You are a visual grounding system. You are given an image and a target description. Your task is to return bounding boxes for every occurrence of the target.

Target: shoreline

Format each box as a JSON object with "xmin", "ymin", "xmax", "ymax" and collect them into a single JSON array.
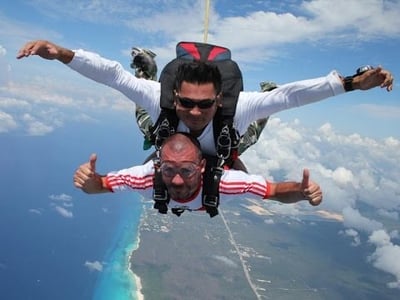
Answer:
[{"xmin": 128, "ymin": 202, "xmax": 148, "ymax": 300}]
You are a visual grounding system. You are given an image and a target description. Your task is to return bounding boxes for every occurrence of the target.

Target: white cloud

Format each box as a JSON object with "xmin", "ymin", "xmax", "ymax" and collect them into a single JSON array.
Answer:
[
  {"xmin": 49, "ymin": 193, "xmax": 72, "ymax": 202},
  {"xmin": 0, "ymin": 111, "xmax": 18, "ymax": 132},
  {"xmin": 0, "ymin": 45, "xmax": 6, "ymax": 56},
  {"xmin": 264, "ymin": 219, "xmax": 274, "ymax": 224},
  {"xmin": 368, "ymin": 230, "xmax": 400, "ymax": 289},
  {"xmin": 212, "ymin": 255, "xmax": 238, "ymax": 268},
  {"xmin": 342, "ymin": 207, "xmax": 383, "ymax": 233},
  {"xmin": 241, "ymin": 116, "xmax": 400, "ymax": 228},
  {"xmin": 50, "ymin": 194, "xmax": 74, "ymax": 217},
  {"xmin": 22, "ymin": 113, "xmax": 55, "ymax": 136},
  {"xmin": 357, "ymin": 104, "xmax": 400, "ymax": 119},
  {"xmin": 54, "ymin": 205, "xmax": 73, "ymax": 218},
  {"xmin": 339, "ymin": 228, "xmax": 361, "ymax": 247},
  {"xmin": 377, "ymin": 209, "xmax": 399, "ymax": 221},
  {"xmin": 84, "ymin": 260, "xmax": 103, "ymax": 272},
  {"xmin": 331, "ymin": 167, "xmax": 354, "ymax": 187},
  {"xmin": 29, "ymin": 208, "xmax": 43, "ymax": 215}
]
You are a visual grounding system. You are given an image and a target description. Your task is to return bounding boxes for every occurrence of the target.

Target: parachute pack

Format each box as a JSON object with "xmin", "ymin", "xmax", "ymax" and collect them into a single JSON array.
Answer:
[{"xmin": 151, "ymin": 41, "xmax": 244, "ymax": 217}]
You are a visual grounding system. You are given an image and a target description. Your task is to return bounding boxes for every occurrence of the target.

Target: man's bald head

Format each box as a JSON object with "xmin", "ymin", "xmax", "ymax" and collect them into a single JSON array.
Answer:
[{"xmin": 160, "ymin": 132, "xmax": 202, "ymax": 162}]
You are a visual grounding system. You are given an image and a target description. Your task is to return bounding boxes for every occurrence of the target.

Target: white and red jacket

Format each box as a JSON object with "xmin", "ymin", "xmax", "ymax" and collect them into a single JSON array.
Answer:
[{"xmin": 104, "ymin": 161, "xmax": 272, "ymax": 212}]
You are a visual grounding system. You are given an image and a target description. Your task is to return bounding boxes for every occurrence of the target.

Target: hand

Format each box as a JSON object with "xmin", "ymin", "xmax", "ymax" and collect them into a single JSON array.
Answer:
[
  {"xmin": 73, "ymin": 153, "xmax": 105, "ymax": 194},
  {"xmin": 301, "ymin": 169, "xmax": 323, "ymax": 206},
  {"xmin": 354, "ymin": 67, "xmax": 394, "ymax": 92},
  {"xmin": 16, "ymin": 40, "xmax": 74, "ymax": 64}
]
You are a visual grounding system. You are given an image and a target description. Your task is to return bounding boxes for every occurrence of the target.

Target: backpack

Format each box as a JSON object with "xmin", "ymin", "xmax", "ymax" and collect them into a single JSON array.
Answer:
[{"xmin": 151, "ymin": 41, "xmax": 244, "ymax": 218}]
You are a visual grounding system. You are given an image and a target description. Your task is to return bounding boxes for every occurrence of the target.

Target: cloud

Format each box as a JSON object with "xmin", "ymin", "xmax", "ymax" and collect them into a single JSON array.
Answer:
[
  {"xmin": 243, "ymin": 117, "xmax": 400, "ymax": 221},
  {"xmin": 0, "ymin": 111, "xmax": 18, "ymax": 132},
  {"xmin": 0, "ymin": 45, "xmax": 6, "ymax": 56},
  {"xmin": 0, "ymin": 75, "xmax": 127, "ymax": 136},
  {"xmin": 22, "ymin": 113, "xmax": 55, "ymax": 136},
  {"xmin": 212, "ymin": 255, "xmax": 238, "ymax": 268},
  {"xmin": 356, "ymin": 104, "xmax": 400, "ymax": 119},
  {"xmin": 54, "ymin": 205, "xmax": 73, "ymax": 218},
  {"xmin": 377, "ymin": 209, "xmax": 399, "ymax": 221},
  {"xmin": 49, "ymin": 193, "xmax": 72, "ymax": 202},
  {"xmin": 368, "ymin": 230, "xmax": 400, "ymax": 289},
  {"xmin": 29, "ymin": 208, "xmax": 43, "ymax": 215},
  {"xmin": 50, "ymin": 194, "xmax": 74, "ymax": 217},
  {"xmin": 342, "ymin": 207, "xmax": 383, "ymax": 233},
  {"xmin": 84, "ymin": 260, "xmax": 104, "ymax": 272},
  {"xmin": 339, "ymin": 228, "xmax": 361, "ymax": 247}
]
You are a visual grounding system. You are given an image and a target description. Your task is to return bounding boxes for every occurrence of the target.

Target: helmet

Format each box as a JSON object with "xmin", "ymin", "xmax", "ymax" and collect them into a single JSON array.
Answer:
[{"xmin": 130, "ymin": 47, "xmax": 158, "ymax": 80}]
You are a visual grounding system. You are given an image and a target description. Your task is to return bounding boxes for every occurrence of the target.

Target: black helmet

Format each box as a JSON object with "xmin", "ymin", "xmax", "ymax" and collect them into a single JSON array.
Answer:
[{"xmin": 130, "ymin": 47, "xmax": 158, "ymax": 80}]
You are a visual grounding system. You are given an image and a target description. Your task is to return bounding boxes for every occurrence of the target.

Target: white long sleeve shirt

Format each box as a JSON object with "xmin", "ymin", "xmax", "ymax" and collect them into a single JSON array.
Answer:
[{"xmin": 68, "ymin": 49, "xmax": 345, "ymax": 154}]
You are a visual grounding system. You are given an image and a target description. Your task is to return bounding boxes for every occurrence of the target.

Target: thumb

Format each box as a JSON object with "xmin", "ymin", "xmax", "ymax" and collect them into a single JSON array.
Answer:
[
  {"xmin": 301, "ymin": 168, "xmax": 310, "ymax": 189},
  {"xmin": 89, "ymin": 153, "xmax": 97, "ymax": 172}
]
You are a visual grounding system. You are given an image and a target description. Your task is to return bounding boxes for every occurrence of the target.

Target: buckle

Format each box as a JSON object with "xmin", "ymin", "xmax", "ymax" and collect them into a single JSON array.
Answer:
[{"xmin": 203, "ymin": 195, "xmax": 218, "ymax": 207}]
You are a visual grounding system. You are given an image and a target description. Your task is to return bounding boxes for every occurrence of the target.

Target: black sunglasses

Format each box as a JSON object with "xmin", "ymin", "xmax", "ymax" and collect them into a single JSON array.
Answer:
[{"xmin": 176, "ymin": 96, "xmax": 216, "ymax": 109}]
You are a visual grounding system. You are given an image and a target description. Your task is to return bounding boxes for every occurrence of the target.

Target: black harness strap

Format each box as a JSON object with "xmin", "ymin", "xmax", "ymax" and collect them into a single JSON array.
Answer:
[
  {"xmin": 152, "ymin": 156, "xmax": 169, "ymax": 214},
  {"xmin": 201, "ymin": 155, "xmax": 223, "ymax": 218}
]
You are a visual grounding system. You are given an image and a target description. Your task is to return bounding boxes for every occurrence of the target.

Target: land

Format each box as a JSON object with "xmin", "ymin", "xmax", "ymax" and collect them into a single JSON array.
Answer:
[{"xmin": 130, "ymin": 198, "xmax": 399, "ymax": 300}]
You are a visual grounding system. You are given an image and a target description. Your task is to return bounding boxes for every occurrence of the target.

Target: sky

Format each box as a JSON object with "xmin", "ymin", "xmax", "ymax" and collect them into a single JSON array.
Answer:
[{"xmin": 1, "ymin": 0, "xmax": 400, "ymax": 290}]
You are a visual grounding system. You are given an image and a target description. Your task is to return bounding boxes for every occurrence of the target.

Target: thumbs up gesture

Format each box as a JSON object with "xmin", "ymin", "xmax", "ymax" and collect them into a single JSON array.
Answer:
[
  {"xmin": 73, "ymin": 154, "xmax": 107, "ymax": 194},
  {"xmin": 301, "ymin": 169, "xmax": 323, "ymax": 206}
]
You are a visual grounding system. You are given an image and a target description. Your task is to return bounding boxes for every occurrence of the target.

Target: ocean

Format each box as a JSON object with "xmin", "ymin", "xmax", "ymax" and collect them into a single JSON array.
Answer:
[
  {"xmin": 92, "ymin": 196, "xmax": 142, "ymax": 300},
  {"xmin": 0, "ymin": 118, "xmax": 146, "ymax": 299},
  {"xmin": 0, "ymin": 161, "xmax": 142, "ymax": 299}
]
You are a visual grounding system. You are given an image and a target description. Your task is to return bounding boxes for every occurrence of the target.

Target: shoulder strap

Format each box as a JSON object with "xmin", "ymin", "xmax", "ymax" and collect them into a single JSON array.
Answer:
[
  {"xmin": 201, "ymin": 154, "xmax": 223, "ymax": 218},
  {"xmin": 152, "ymin": 157, "xmax": 169, "ymax": 214}
]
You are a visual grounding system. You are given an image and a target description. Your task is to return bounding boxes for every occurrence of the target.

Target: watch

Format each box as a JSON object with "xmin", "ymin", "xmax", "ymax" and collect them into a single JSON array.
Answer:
[
  {"xmin": 344, "ymin": 65, "xmax": 374, "ymax": 92},
  {"xmin": 344, "ymin": 76, "xmax": 354, "ymax": 92}
]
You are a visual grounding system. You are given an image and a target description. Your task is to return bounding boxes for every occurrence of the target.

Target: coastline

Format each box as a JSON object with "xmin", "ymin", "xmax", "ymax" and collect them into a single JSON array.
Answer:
[{"xmin": 128, "ymin": 202, "xmax": 148, "ymax": 300}]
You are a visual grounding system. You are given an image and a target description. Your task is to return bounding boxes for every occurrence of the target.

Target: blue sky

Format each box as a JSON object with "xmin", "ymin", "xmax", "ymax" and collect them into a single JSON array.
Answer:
[{"xmin": 1, "ymin": 0, "xmax": 400, "ymax": 288}]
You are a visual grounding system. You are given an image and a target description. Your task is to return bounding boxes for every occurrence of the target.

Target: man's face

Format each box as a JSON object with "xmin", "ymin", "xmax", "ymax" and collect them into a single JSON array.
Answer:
[
  {"xmin": 160, "ymin": 143, "xmax": 205, "ymax": 200},
  {"xmin": 174, "ymin": 81, "xmax": 221, "ymax": 135}
]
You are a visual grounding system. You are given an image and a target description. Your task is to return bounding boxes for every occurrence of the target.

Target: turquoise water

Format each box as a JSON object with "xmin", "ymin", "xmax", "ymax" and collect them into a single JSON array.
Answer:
[{"xmin": 92, "ymin": 197, "xmax": 144, "ymax": 300}]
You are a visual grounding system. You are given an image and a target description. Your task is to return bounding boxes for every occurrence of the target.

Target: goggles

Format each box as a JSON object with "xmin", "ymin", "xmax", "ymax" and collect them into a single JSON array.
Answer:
[
  {"xmin": 159, "ymin": 161, "xmax": 200, "ymax": 179},
  {"xmin": 176, "ymin": 96, "xmax": 216, "ymax": 109}
]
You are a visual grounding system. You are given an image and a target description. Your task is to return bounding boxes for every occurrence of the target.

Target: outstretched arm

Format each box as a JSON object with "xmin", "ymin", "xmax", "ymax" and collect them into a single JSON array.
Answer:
[
  {"xmin": 73, "ymin": 153, "xmax": 110, "ymax": 194},
  {"xmin": 268, "ymin": 169, "xmax": 322, "ymax": 206},
  {"xmin": 16, "ymin": 40, "xmax": 74, "ymax": 64},
  {"xmin": 16, "ymin": 40, "xmax": 161, "ymax": 121}
]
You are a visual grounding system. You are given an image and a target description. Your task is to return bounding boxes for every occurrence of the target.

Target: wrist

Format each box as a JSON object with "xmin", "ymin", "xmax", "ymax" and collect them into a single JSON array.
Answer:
[
  {"xmin": 343, "ymin": 65, "xmax": 374, "ymax": 92},
  {"xmin": 58, "ymin": 47, "xmax": 75, "ymax": 64},
  {"xmin": 343, "ymin": 76, "xmax": 354, "ymax": 92}
]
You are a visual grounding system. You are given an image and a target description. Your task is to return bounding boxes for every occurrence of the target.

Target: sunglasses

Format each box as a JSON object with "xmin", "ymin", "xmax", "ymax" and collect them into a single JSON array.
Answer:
[
  {"xmin": 176, "ymin": 96, "xmax": 216, "ymax": 109},
  {"xmin": 160, "ymin": 161, "xmax": 200, "ymax": 179}
]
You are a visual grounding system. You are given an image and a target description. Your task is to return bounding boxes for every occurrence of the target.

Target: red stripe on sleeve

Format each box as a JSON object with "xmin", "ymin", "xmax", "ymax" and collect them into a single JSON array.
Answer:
[
  {"xmin": 103, "ymin": 177, "xmax": 114, "ymax": 193},
  {"xmin": 263, "ymin": 181, "xmax": 271, "ymax": 199}
]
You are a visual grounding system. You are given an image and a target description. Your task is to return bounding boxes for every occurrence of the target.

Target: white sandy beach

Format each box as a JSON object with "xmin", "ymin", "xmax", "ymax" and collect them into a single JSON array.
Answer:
[{"xmin": 128, "ymin": 202, "xmax": 148, "ymax": 300}]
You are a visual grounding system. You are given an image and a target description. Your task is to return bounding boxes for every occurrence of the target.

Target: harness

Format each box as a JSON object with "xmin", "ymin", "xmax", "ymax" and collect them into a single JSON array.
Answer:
[{"xmin": 151, "ymin": 41, "xmax": 243, "ymax": 218}]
